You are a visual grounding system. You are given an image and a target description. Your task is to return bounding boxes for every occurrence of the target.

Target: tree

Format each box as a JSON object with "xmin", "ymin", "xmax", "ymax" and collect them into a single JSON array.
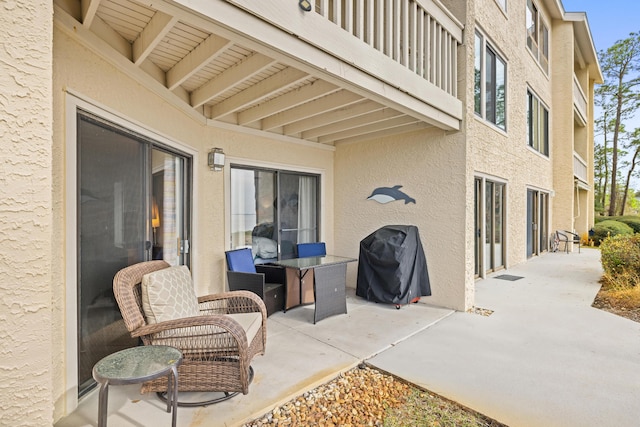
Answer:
[
  {"xmin": 596, "ymin": 33, "xmax": 640, "ymax": 216},
  {"xmin": 594, "ymin": 140, "xmax": 610, "ymax": 214},
  {"xmin": 620, "ymin": 128, "xmax": 640, "ymax": 215},
  {"xmin": 594, "ymin": 92, "xmax": 613, "ymax": 211}
]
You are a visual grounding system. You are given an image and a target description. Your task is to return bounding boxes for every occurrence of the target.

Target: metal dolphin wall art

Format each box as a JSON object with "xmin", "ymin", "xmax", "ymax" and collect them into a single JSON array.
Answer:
[{"xmin": 367, "ymin": 185, "xmax": 416, "ymax": 204}]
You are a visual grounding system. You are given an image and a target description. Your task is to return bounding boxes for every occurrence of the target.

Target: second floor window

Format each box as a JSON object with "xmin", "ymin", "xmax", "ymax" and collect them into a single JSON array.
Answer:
[
  {"xmin": 475, "ymin": 31, "xmax": 507, "ymax": 131},
  {"xmin": 527, "ymin": 90, "xmax": 549, "ymax": 156},
  {"xmin": 526, "ymin": 0, "xmax": 549, "ymax": 73}
]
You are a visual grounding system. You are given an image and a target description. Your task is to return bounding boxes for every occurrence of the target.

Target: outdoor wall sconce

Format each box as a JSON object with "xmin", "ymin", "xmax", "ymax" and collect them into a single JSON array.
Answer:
[
  {"xmin": 299, "ymin": 0, "xmax": 312, "ymax": 12},
  {"xmin": 208, "ymin": 147, "xmax": 225, "ymax": 171}
]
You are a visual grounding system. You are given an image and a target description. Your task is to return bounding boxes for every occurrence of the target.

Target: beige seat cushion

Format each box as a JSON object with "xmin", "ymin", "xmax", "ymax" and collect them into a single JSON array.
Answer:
[
  {"xmin": 142, "ymin": 265, "xmax": 199, "ymax": 324},
  {"xmin": 226, "ymin": 312, "xmax": 262, "ymax": 344}
]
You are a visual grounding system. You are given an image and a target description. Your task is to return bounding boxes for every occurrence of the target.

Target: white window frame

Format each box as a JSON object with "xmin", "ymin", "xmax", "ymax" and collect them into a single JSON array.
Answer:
[
  {"xmin": 526, "ymin": 186, "xmax": 551, "ymax": 258},
  {"xmin": 526, "ymin": 0, "xmax": 549, "ymax": 73},
  {"xmin": 474, "ymin": 173, "xmax": 509, "ymax": 278},
  {"xmin": 474, "ymin": 30, "xmax": 508, "ymax": 131},
  {"xmin": 527, "ymin": 89, "xmax": 550, "ymax": 156},
  {"xmin": 224, "ymin": 157, "xmax": 326, "ymax": 251}
]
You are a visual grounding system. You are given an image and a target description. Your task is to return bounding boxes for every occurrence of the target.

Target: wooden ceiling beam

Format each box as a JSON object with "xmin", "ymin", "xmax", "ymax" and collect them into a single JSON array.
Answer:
[
  {"xmin": 335, "ymin": 122, "xmax": 431, "ymax": 145},
  {"xmin": 133, "ymin": 11, "xmax": 178, "ymax": 65},
  {"xmin": 238, "ymin": 80, "xmax": 339, "ymax": 125},
  {"xmin": 209, "ymin": 67, "xmax": 309, "ymax": 119},
  {"xmin": 167, "ymin": 35, "xmax": 233, "ymax": 90},
  {"xmin": 302, "ymin": 108, "xmax": 403, "ymax": 139},
  {"xmin": 318, "ymin": 115, "xmax": 419, "ymax": 143},
  {"xmin": 284, "ymin": 100, "xmax": 383, "ymax": 135},
  {"xmin": 81, "ymin": 0, "xmax": 101, "ymax": 28},
  {"xmin": 191, "ymin": 53, "xmax": 275, "ymax": 109},
  {"xmin": 262, "ymin": 90, "xmax": 363, "ymax": 130}
]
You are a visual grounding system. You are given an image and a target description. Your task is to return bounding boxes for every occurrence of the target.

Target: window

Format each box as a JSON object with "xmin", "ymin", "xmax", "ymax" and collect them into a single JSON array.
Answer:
[
  {"xmin": 527, "ymin": 90, "xmax": 549, "ymax": 156},
  {"xmin": 230, "ymin": 166, "xmax": 320, "ymax": 261},
  {"xmin": 526, "ymin": 0, "xmax": 549, "ymax": 72},
  {"xmin": 495, "ymin": 0, "xmax": 506, "ymax": 12},
  {"xmin": 475, "ymin": 31, "xmax": 507, "ymax": 130}
]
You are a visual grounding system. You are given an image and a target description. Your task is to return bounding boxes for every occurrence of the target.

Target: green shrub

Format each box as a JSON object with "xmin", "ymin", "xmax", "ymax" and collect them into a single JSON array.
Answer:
[
  {"xmin": 618, "ymin": 217, "xmax": 640, "ymax": 233},
  {"xmin": 600, "ymin": 234, "xmax": 640, "ymax": 287},
  {"xmin": 592, "ymin": 220, "xmax": 634, "ymax": 245}
]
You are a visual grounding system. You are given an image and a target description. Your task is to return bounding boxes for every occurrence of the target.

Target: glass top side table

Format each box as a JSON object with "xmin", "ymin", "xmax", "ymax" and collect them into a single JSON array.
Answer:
[{"xmin": 92, "ymin": 345, "xmax": 183, "ymax": 427}]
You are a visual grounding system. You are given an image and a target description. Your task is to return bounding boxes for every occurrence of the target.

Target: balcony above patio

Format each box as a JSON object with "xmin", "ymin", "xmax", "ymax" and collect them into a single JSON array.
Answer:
[{"xmin": 54, "ymin": 0, "xmax": 463, "ymax": 146}]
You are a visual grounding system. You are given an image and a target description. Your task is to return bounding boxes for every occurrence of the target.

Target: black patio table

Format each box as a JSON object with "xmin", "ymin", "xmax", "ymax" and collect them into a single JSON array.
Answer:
[{"xmin": 273, "ymin": 255, "xmax": 356, "ymax": 323}]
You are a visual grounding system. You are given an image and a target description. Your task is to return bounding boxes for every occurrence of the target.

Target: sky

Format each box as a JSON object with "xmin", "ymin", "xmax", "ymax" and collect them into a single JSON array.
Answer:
[{"xmin": 561, "ymin": 0, "xmax": 639, "ymax": 52}]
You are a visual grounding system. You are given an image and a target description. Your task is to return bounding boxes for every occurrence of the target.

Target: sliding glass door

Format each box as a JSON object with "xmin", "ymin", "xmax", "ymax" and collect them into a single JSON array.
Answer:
[
  {"xmin": 76, "ymin": 111, "xmax": 191, "ymax": 396},
  {"xmin": 526, "ymin": 189, "xmax": 549, "ymax": 258},
  {"xmin": 485, "ymin": 181, "xmax": 505, "ymax": 272},
  {"xmin": 230, "ymin": 166, "xmax": 320, "ymax": 262},
  {"xmin": 474, "ymin": 178, "xmax": 482, "ymax": 277},
  {"xmin": 474, "ymin": 177, "xmax": 506, "ymax": 275},
  {"xmin": 278, "ymin": 172, "xmax": 319, "ymax": 259}
]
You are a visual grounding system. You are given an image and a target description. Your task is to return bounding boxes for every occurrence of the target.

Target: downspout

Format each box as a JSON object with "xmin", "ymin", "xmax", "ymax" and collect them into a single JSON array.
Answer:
[{"xmin": 574, "ymin": 180, "xmax": 580, "ymax": 232}]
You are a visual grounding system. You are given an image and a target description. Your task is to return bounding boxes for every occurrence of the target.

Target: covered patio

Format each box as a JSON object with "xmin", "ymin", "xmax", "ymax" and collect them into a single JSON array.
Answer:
[
  {"xmin": 57, "ymin": 249, "xmax": 640, "ymax": 427},
  {"xmin": 50, "ymin": 0, "xmax": 468, "ymax": 419},
  {"xmin": 55, "ymin": 291, "xmax": 453, "ymax": 427}
]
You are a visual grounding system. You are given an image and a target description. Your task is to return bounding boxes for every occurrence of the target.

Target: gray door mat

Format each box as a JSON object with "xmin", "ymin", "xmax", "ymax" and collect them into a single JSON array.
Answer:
[{"xmin": 495, "ymin": 274, "xmax": 524, "ymax": 281}]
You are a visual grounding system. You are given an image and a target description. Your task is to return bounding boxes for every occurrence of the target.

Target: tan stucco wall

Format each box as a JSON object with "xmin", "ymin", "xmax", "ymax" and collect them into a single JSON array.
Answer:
[
  {"xmin": 334, "ymin": 128, "xmax": 470, "ymax": 311},
  {"xmin": 51, "ymin": 26, "xmax": 334, "ymax": 420},
  {"xmin": 0, "ymin": 1, "xmax": 54, "ymax": 425},
  {"xmin": 333, "ymin": 0, "xmax": 582, "ymax": 311},
  {"xmin": 470, "ymin": 0, "xmax": 556, "ymax": 267},
  {"xmin": 333, "ymin": 0, "xmax": 472, "ymax": 312},
  {"xmin": 551, "ymin": 21, "xmax": 579, "ymax": 234}
]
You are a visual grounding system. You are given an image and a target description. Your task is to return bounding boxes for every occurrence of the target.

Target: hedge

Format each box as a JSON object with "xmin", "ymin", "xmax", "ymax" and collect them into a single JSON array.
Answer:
[
  {"xmin": 600, "ymin": 234, "xmax": 640, "ymax": 287},
  {"xmin": 592, "ymin": 220, "xmax": 634, "ymax": 245}
]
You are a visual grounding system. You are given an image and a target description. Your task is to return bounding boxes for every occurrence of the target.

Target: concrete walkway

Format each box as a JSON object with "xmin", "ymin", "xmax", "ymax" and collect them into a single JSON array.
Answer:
[
  {"xmin": 369, "ymin": 248, "xmax": 640, "ymax": 427},
  {"xmin": 57, "ymin": 248, "xmax": 640, "ymax": 427}
]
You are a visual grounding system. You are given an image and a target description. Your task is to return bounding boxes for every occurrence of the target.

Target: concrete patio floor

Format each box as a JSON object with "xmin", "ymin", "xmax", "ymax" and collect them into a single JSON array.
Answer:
[
  {"xmin": 370, "ymin": 248, "xmax": 640, "ymax": 427},
  {"xmin": 56, "ymin": 285, "xmax": 454, "ymax": 427},
  {"xmin": 57, "ymin": 248, "xmax": 640, "ymax": 427}
]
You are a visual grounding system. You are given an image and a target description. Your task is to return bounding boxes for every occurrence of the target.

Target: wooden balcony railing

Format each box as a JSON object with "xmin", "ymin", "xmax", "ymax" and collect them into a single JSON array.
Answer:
[
  {"xmin": 315, "ymin": 0, "xmax": 462, "ymax": 98},
  {"xmin": 573, "ymin": 74, "xmax": 587, "ymax": 124},
  {"xmin": 574, "ymin": 151, "xmax": 588, "ymax": 184}
]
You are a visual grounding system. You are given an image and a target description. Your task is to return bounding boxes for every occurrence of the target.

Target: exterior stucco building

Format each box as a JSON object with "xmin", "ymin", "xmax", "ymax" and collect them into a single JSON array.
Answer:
[{"xmin": 1, "ymin": 0, "xmax": 601, "ymax": 424}]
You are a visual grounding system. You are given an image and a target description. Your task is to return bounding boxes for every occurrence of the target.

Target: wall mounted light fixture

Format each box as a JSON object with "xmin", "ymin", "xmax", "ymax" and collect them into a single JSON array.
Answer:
[
  {"xmin": 299, "ymin": 0, "xmax": 312, "ymax": 12},
  {"xmin": 208, "ymin": 147, "xmax": 225, "ymax": 171}
]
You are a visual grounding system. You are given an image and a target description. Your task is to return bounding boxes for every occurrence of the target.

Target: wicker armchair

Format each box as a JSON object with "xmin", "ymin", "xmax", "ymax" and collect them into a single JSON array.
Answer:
[{"xmin": 112, "ymin": 260, "xmax": 267, "ymax": 404}]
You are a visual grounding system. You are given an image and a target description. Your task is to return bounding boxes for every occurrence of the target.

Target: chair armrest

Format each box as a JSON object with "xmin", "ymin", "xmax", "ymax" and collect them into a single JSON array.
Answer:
[
  {"xmin": 198, "ymin": 290, "xmax": 267, "ymax": 318},
  {"xmin": 227, "ymin": 271, "xmax": 265, "ymax": 298},
  {"xmin": 564, "ymin": 230, "xmax": 580, "ymax": 241},
  {"xmin": 131, "ymin": 314, "xmax": 250, "ymax": 353},
  {"xmin": 256, "ymin": 264, "xmax": 286, "ymax": 284},
  {"xmin": 198, "ymin": 290, "xmax": 267, "ymax": 350}
]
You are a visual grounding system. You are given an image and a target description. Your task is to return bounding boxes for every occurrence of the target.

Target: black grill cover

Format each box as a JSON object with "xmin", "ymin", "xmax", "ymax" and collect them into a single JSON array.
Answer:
[{"xmin": 356, "ymin": 225, "xmax": 431, "ymax": 304}]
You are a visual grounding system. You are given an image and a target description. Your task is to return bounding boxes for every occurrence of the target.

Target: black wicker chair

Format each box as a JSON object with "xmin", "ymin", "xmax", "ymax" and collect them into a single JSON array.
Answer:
[{"xmin": 225, "ymin": 248, "xmax": 285, "ymax": 316}]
